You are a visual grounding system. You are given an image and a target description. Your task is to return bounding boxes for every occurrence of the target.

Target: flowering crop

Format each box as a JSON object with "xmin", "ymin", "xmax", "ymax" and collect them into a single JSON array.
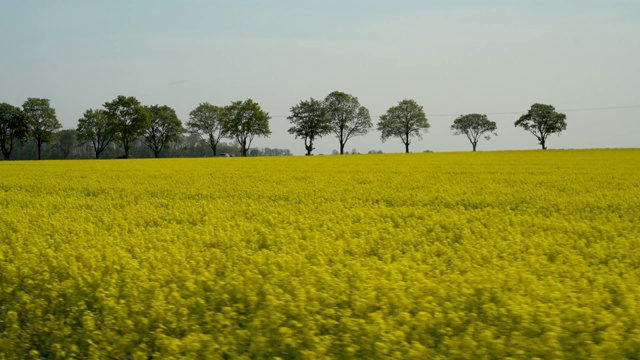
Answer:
[{"xmin": 1, "ymin": 149, "xmax": 639, "ymax": 359}]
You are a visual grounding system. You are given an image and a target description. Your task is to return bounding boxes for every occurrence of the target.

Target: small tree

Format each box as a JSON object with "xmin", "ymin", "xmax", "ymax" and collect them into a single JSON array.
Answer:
[
  {"xmin": 287, "ymin": 98, "xmax": 332, "ymax": 155},
  {"xmin": 324, "ymin": 91, "xmax": 372, "ymax": 154},
  {"xmin": 77, "ymin": 109, "xmax": 115, "ymax": 159},
  {"xmin": 22, "ymin": 98, "xmax": 61, "ymax": 160},
  {"xmin": 143, "ymin": 105, "xmax": 184, "ymax": 158},
  {"xmin": 451, "ymin": 113, "xmax": 497, "ymax": 151},
  {"xmin": 377, "ymin": 99, "xmax": 429, "ymax": 153},
  {"xmin": 187, "ymin": 103, "xmax": 227, "ymax": 156},
  {"xmin": 224, "ymin": 99, "xmax": 271, "ymax": 157},
  {"xmin": 515, "ymin": 103, "xmax": 567, "ymax": 150},
  {"xmin": 104, "ymin": 95, "xmax": 150, "ymax": 157},
  {"xmin": 54, "ymin": 129, "xmax": 77, "ymax": 159},
  {"xmin": 0, "ymin": 103, "xmax": 29, "ymax": 160}
]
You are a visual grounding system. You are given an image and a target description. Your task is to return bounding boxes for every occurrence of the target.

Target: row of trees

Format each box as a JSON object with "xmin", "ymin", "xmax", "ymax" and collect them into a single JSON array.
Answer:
[
  {"xmin": 288, "ymin": 92, "xmax": 567, "ymax": 154},
  {"xmin": 3, "ymin": 133, "xmax": 291, "ymax": 161},
  {"xmin": 0, "ymin": 92, "xmax": 568, "ymax": 160},
  {"xmin": 0, "ymin": 96, "xmax": 273, "ymax": 160}
]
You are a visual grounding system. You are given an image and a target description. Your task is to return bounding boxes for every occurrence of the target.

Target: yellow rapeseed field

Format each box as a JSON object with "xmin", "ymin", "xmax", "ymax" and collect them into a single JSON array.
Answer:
[{"xmin": 1, "ymin": 149, "xmax": 639, "ymax": 359}]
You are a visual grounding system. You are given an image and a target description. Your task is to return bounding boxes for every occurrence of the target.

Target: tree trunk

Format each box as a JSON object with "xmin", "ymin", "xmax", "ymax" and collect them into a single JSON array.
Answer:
[
  {"xmin": 305, "ymin": 138, "xmax": 313, "ymax": 156},
  {"xmin": 405, "ymin": 142, "xmax": 409, "ymax": 153},
  {"xmin": 541, "ymin": 138, "xmax": 547, "ymax": 150},
  {"xmin": 212, "ymin": 143, "xmax": 217, "ymax": 156},
  {"xmin": 2, "ymin": 144, "xmax": 11, "ymax": 160},
  {"xmin": 37, "ymin": 143, "xmax": 42, "ymax": 160},
  {"xmin": 95, "ymin": 152, "xmax": 100, "ymax": 159},
  {"xmin": 339, "ymin": 142, "xmax": 345, "ymax": 155},
  {"xmin": 472, "ymin": 143, "xmax": 477, "ymax": 151},
  {"xmin": 154, "ymin": 150, "xmax": 160, "ymax": 158}
]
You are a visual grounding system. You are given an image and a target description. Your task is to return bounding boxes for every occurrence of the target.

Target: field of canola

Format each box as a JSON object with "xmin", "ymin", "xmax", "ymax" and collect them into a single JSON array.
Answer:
[{"xmin": 1, "ymin": 149, "xmax": 640, "ymax": 359}]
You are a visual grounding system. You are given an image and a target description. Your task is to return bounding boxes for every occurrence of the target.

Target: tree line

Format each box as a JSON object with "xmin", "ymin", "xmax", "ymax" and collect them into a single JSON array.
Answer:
[
  {"xmin": 2, "ymin": 132, "xmax": 292, "ymax": 161},
  {"xmin": 0, "ymin": 92, "xmax": 568, "ymax": 160}
]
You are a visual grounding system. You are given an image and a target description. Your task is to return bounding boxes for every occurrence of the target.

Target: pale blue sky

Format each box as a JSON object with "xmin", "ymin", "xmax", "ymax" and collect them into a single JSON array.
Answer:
[{"xmin": 1, "ymin": 0, "xmax": 639, "ymax": 154}]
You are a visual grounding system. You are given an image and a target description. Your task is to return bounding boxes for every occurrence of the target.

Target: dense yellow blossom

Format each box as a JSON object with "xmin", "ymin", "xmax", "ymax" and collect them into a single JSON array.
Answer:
[{"xmin": 1, "ymin": 149, "xmax": 639, "ymax": 359}]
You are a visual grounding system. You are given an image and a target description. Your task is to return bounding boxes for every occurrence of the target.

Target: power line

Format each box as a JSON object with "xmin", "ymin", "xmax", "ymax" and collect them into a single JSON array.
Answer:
[
  {"xmin": 269, "ymin": 104, "xmax": 640, "ymax": 119},
  {"xmin": 560, "ymin": 105, "xmax": 640, "ymax": 112},
  {"xmin": 429, "ymin": 105, "xmax": 640, "ymax": 118}
]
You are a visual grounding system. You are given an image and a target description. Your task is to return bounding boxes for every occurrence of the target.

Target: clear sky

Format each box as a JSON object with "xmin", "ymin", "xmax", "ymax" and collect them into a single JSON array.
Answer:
[{"xmin": 1, "ymin": 0, "xmax": 638, "ymax": 155}]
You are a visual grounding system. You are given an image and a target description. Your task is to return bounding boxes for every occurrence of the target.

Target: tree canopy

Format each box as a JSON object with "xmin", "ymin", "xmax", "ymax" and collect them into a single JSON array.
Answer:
[
  {"xmin": 0, "ymin": 103, "xmax": 29, "ymax": 160},
  {"xmin": 2, "ymin": 94, "xmax": 584, "ymax": 159},
  {"xmin": 76, "ymin": 109, "xmax": 115, "ymax": 159},
  {"xmin": 104, "ymin": 95, "xmax": 150, "ymax": 157},
  {"xmin": 22, "ymin": 98, "xmax": 61, "ymax": 160},
  {"xmin": 451, "ymin": 113, "xmax": 497, "ymax": 151},
  {"xmin": 224, "ymin": 99, "xmax": 271, "ymax": 157},
  {"xmin": 515, "ymin": 103, "xmax": 567, "ymax": 150},
  {"xmin": 287, "ymin": 98, "xmax": 332, "ymax": 156},
  {"xmin": 377, "ymin": 99, "xmax": 429, "ymax": 153},
  {"xmin": 143, "ymin": 105, "xmax": 184, "ymax": 158},
  {"xmin": 324, "ymin": 91, "xmax": 372, "ymax": 155},
  {"xmin": 187, "ymin": 103, "xmax": 228, "ymax": 156}
]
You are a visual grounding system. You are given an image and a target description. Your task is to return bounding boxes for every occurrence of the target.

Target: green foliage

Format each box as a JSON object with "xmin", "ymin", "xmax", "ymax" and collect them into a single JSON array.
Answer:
[
  {"xmin": 515, "ymin": 103, "xmax": 567, "ymax": 150},
  {"xmin": 143, "ymin": 105, "xmax": 184, "ymax": 158},
  {"xmin": 451, "ymin": 113, "xmax": 497, "ymax": 151},
  {"xmin": 0, "ymin": 102, "xmax": 29, "ymax": 160},
  {"xmin": 103, "ymin": 95, "xmax": 151, "ymax": 157},
  {"xmin": 377, "ymin": 99, "xmax": 429, "ymax": 153},
  {"xmin": 223, "ymin": 99, "xmax": 271, "ymax": 157},
  {"xmin": 287, "ymin": 98, "xmax": 332, "ymax": 155},
  {"xmin": 76, "ymin": 109, "xmax": 114, "ymax": 159},
  {"xmin": 187, "ymin": 103, "xmax": 228, "ymax": 156},
  {"xmin": 324, "ymin": 91, "xmax": 372, "ymax": 154},
  {"xmin": 22, "ymin": 98, "xmax": 61, "ymax": 160}
]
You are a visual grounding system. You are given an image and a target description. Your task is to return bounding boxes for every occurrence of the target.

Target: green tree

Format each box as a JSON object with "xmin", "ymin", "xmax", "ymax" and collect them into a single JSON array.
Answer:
[
  {"xmin": 187, "ymin": 103, "xmax": 228, "ymax": 156},
  {"xmin": 22, "ymin": 98, "xmax": 61, "ymax": 160},
  {"xmin": 103, "ymin": 95, "xmax": 150, "ymax": 157},
  {"xmin": 224, "ymin": 99, "xmax": 271, "ymax": 157},
  {"xmin": 54, "ymin": 129, "xmax": 77, "ymax": 159},
  {"xmin": 287, "ymin": 98, "xmax": 332, "ymax": 155},
  {"xmin": 0, "ymin": 103, "xmax": 29, "ymax": 160},
  {"xmin": 515, "ymin": 103, "xmax": 567, "ymax": 150},
  {"xmin": 377, "ymin": 99, "xmax": 429, "ymax": 153},
  {"xmin": 143, "ymin": 105, "xmax": 184, "ymax": 158},
  {"xmin": 451, "ymin": 113, "xmax": 497, "ymax": 151},
  {"xmin": 324, "ymin": 91, "xmax": 372, "ymax": 154},
  {"xmin": 76, "ymin": 109, "xmax": 115, "ymax": 159}
]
